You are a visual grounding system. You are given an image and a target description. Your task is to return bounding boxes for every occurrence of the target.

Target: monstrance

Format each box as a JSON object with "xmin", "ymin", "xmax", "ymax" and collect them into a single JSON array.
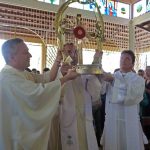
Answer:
[{"xmin": 55, "ymin": 0, "xmax": 104, "ymax": 74}]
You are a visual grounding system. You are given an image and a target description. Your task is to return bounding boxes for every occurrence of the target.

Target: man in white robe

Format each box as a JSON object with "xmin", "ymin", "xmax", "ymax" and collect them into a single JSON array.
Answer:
[
  {"xmin": 51, "ymin": 43, "xmax": 102, "ymax": 150},
  {"xmin": 0, "ymin": 38, "xmax": 78, "ymax": 150},
  {"xmin": 101, "ymin": 50, "xmax": 148, "ymax": 150},
  {"xmin": 59, "ymin": 74, "xmax": 101, "ymax": 150}
]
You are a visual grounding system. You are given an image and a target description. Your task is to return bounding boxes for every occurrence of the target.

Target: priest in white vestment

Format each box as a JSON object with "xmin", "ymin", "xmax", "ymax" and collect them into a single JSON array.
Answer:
[
  {"xmin": 0, "ymin": 38, "xmax": 78, "ymax": 150},
  {"xmin": 59, "ymin": 74, "xmax": 102, "ymax": 150},
  {"xmin": 101, "ymin": 50, "xmax": 148, "ymax": 150},
  {"xmin": 50, "ymin": 43, "xmax": 102, "ymax": 150}
]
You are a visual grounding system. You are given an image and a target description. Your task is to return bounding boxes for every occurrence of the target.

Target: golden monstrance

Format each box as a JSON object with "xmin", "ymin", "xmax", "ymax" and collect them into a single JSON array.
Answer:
[{"xmin": 55, "ymin": 0, "xmax": 104, "ymax": 74}]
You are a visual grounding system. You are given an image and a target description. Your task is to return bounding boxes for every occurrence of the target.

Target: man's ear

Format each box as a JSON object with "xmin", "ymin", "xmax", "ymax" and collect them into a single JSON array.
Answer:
[{"xmin": 9, "ymin": 53, "xmax": 16, "ymax": 62}]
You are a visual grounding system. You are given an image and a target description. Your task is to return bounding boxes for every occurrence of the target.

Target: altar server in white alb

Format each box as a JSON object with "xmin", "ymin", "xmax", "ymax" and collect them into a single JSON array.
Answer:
[
  {"xmin": 0, "ymin": 38, "xmax": 78, "ymax": 150},
  {"xmin": 101, "ymin": 50, "xmax": 148, "ymax": 150}
]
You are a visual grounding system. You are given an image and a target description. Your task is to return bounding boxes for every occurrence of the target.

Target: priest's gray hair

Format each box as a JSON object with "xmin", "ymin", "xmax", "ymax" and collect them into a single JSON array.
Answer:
[{"xmin": 1, "ymin": 38, "xmax": 24, "ymax": 64}]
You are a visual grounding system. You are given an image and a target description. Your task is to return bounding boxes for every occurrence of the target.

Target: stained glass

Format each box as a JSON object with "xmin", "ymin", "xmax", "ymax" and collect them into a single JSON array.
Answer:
[
  {"xmin": 117, "ymin": 2, "xmax": 130, "ymax": 19},
  {"xmin": 133, "ymin": 0, "xmax": 146, "ymax": 18},
  {"xmin": 37, "ymin": 0, "xmax": 59, "ymax": 5},
  {"xmin": 105, "ymin": 0, "xmax": 117, "ymax": 16},
  {"xmin": 147, "ymin": 0, "xmax": 150, "ymax": 12},
  {"xmin": 67, "ymin": 0, "xmax": 129, "ymax": 19}
]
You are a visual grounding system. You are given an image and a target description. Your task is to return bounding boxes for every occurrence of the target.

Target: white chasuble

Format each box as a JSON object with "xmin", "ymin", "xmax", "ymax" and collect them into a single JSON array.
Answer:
[
  {"xmin": 60, "ymin": 75, "xmax": 101, "ymax": 150},
  {"xmin": 0, "ymin": 65, "xmax": 61, "ymax": 150},
  {"xmin": 101, "ymin": 71, "xmax": 148, "ymax": 150}
]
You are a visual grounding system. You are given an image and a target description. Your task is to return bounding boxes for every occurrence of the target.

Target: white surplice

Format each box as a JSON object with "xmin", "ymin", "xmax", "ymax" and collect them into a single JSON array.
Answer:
[
  {"xmin": 60, "ymin": 75, "xmax": 101, "ymax": 150},
  {"xmin": 0, "ymin": 65, "xmax": 61, "ymax": 150},
  {"xmin": 101, "ymin": 71, "xmax": 148, "ymax": 150}
]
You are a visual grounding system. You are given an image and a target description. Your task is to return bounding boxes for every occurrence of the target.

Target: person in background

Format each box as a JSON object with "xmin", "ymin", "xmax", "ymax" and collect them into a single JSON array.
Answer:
[
  {"xmin": 25, "ymin": 67, "xmax": 32, "ymax": 72},
  {"xmin": 145, "ymin": 66, "xmax": 150, "ymax": 116},
  {"xmin": 43, "ymin": 67, "xmax": 50, "ymax": 72},
  {"xmin": 101, "ymin": 50, "xmax": 148, "ymax": 150},
  {"xmin": 0, "ymin": 38, "xmax": 78, "ymax": 150},
  {"xmin": 37, "ymin": 70, "xmax": 40, "ymax": 74},
  {"xmin": 32, "ymin": 68, "xmax": 37, "ymax": 74},
  {"xmin": 138, "ymin": 69, "xmax": 145, "ymax": 78},
  {"xmin": 142, "ymin": 66, "xmax": 150, "ymax": 140},
  {"xmin": 138, "ymin": 68, "xmax": 148, "ymax": 118}
]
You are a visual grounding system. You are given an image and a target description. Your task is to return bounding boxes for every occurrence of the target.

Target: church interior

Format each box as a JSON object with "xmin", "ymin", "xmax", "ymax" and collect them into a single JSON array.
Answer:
[
  {"xmin": 0, "ymin": 0, "xmax": 149, "ymax": 71},
  {"xmin": 0, "ymin": 0, "xmax": 150, "ymax": 148}
]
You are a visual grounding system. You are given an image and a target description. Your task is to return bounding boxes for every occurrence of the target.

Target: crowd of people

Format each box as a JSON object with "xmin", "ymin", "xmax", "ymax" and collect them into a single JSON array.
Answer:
[
  {"xmin": 137, "ymin": 67, "xmax": 150, "ymax": 142},
  {"xmin": 0, "ymin": 38, "xmax": 150, "ymax": 150}
]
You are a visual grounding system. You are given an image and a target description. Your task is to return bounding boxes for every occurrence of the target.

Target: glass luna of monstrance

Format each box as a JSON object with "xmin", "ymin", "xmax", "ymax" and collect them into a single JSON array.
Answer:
[{"xmin": 55, "ymin": 0, "xmax": 104, "ymax": 74}]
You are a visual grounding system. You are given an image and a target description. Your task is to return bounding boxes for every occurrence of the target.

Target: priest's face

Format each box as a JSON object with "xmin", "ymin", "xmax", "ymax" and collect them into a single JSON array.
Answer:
[
  {"xmin": 12, "ymin": 42, "xmax": 32, "ymax": 70},
  {"xmin": 120, "ymin": 53, "xmax": 134, "ymax": 73},
  {"xmin": 63, "ymin": 43, "xmax": 78, "ymax": 66}
]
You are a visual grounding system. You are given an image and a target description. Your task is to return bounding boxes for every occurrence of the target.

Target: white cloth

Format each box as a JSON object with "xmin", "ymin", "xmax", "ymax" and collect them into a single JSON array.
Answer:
[
  {"xmin": 101, "ymin": 71, "xmax": 147, "ymax": 150},
  {"xmin": 0, "ymin": 65, "xmax": 61, "ymax": 150},
  {"xmin": 60, "ymin": 75, "xmax": 101, "ymax": 150}
]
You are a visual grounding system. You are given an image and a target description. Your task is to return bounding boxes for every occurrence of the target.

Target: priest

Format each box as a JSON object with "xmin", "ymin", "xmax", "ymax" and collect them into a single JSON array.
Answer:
[
  {"xmin": 58, "ymin": 43, "xmax": 102, "ymax": 150},
  {"xmin": 0, "ymin": 38, "xmax": 78, "ymax": 150}
]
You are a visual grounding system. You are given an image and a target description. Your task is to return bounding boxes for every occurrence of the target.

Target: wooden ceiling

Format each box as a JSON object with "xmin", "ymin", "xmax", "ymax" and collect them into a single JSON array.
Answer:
[{"xmin": 136, "ymin": 21, "xmax": 150, "ymax": 32}]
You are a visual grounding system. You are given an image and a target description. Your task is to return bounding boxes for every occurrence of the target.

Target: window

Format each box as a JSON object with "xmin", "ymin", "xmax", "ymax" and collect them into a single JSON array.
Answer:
[
  {"xmin": 146, "ymin": 0, "xmax": 150, "ymax": 12},
  {"xmin": 139, "ymin": 52, "xmax": 150, "ymax": 69},
  {"xmin": 83, "ymin": 0, "xmax": 102, "ymax": 12},
  {"xmin": 46, "ymin": 45, "xmax": 57, "ymax": 69},
  {"xmin": 105, "ymin": 0, "xmax": 117, "ymax": 17},
  {"xmin": 37, "ymin": 0, "xmax": 59, "ymax": 5},
  {"xmin": 26, "ymin": 42, "xmax": 42, "ymax": 72},
  {"xmin": 133, "ymin": 0, "xmax": 146, "ymax": 18},
  {"xmin": 83, "ymin": 49, "xmax": 121, "ymax": 73},
  {"xmin": 0, "ymin": 40, "xmax": 5, "ymax": 71},
  {"xmin": 117, "ymin": 2, "xmax": 130, "ymax": 19},
  {"xmin": 69, "ymin": 2, "xmax": 84, "ymax": 9},
  {"xmin": 67, "ymin": 0, "xmax": 130, "ymax": 19}
]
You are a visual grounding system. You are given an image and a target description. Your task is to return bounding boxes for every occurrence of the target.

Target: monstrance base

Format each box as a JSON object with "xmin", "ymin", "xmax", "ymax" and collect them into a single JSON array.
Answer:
[{"xmin": 76, "ymin": 64, "xmax": 103, "ymax": 74}]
